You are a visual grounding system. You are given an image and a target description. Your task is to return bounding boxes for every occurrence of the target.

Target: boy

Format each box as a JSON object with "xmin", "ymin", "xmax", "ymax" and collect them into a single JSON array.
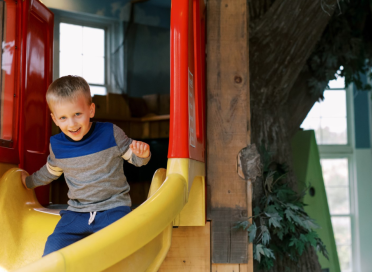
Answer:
[{"xmin": 21, "ymin": 75, "xmax": 150, "ymax": 256}]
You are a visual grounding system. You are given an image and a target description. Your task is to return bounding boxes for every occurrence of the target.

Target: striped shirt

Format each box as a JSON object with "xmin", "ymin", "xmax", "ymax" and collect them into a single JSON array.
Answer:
[{"xmin": 25, "ymin": 122, "xmax": 150, "ymax": 212}]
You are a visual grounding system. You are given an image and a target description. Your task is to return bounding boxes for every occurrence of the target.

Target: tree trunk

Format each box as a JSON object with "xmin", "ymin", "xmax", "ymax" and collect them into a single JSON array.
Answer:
[{"xmin": 249, "ymin": 0, "xmax": 338, "ymax": 271}]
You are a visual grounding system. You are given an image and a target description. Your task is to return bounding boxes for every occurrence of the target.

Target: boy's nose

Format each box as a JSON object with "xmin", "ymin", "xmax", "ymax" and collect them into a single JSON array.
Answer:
[{"xmin": 67, "ymin": 118, "xmax": 78, "ymax": 128}]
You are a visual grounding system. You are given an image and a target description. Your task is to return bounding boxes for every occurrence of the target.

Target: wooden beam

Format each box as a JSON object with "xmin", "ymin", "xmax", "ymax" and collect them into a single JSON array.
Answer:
[
  {"xmin": 159, "ymin": 223, "xmax": 210, "ymax": 272},
  {"xmin": 207, "ymin": 0, "xmax": 250, "ymax": 264},
  {"xmin": 212, "ymin": 263, "xmax": 250, "ymax": 272}
]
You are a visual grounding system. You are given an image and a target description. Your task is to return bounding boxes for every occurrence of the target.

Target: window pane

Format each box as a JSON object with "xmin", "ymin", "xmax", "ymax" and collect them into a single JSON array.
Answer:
[
  {"xmin": 331, "ymin": 217, "xmax": 351, "ymax": 245},
  {"xmin": 306, "ymin": 102, "xmax": 321, "ymax": 118},
  {"xmin": 336, "ymin": 245, "xmax": 352, "ymax": 271},
  {"xmin": 90, "ymin": 86, "xmax": 106, "ymax": 96},
  {"xmin": 301, "ymin": 89, "xmax": 348, "ymax": 145},
  {"xmin": 60, "ymin": 23, "xmax": 83, "ymax": 54},
  {"xmin": 321, "ymin": 159, "xmax": 348, "ymax": 187},
  {"xmin": 328, "ymin": 76, "xmax": 345, "ymax": 89},
  {"xmin": 83, "ymin": 27, "xmax": 104, "ymax": 57},
  {"xmin": 320, "ymin": 117, "xmax": 347, "ymax": 144},
  {"xmin": 325, "ymin": 188, "xmax": 350, "ymax": 214},
  {"xmin": 83, "ymin": 56, "xmax": 104, "ymax": 84},
  {"xmin": 59, "ymin": 23, "xmax": 105, "ymax": 86},
  {"xmin": 301, "ymin": 117, "xmax": 321, "ymax": 143},
  {"xmin": 321, "ymin": 90, "xmax": 346, "ymax": 118},
  {"xmin": 0, "ymin": 0, "xmax": 16, "ymax": 141},
  {"xmin": 60, "ymin": 52, "xmax": 83, "ymax": 77}
]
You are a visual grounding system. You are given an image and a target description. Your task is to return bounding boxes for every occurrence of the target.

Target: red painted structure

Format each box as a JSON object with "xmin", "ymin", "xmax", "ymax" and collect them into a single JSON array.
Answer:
[
  {"xmin": 1, "ymin": 0, "xmax": 206, "ymax": 206},
  {"xmin": 0, "ymin": 0, "xmax": 53, "ymax": 206},
  {"xmin": 169, "ymin": 0, "xmax": 206, "ymax": 162}
]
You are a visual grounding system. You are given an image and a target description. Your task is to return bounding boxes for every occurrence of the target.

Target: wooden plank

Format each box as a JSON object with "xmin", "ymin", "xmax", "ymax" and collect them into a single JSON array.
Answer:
[
  {"xmin": 207, "ymin": 0, "xmax": 250, "ymax": 264},
  {"xmin": 212, "ymin": 264, "xmax": 240, "ymax": 272},
  {"xmin": 212, "ymin": 264, "xmax": 249, "ymax": 272},
  {"xmin": 212, "ymin": 264, "xmax": 250, "ymax": 272},
  {"xmin": 159, "ymin": 222, "xmax": 210, "ymax": 272}
]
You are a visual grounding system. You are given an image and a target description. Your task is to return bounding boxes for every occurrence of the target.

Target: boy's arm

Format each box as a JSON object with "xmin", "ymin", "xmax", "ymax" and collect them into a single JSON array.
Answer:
[
  {"xmin": 113, "ymin": 124, "xmax": 151, "ymax": 167},
  {"xmin": 22, "ymin": 145, "xmax": 63, "ymax": 189}
]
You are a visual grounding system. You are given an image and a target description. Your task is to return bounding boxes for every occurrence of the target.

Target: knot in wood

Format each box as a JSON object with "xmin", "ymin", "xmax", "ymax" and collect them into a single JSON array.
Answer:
[{"xmin": 234, "ymin": 76, "xmax": 242, "ymax": 84}]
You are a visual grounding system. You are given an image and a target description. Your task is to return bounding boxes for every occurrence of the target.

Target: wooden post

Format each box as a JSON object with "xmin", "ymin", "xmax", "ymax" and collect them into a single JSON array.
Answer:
[{"xmin": 207, "ymin": 0, "xmax": 250, "ymax": 266}]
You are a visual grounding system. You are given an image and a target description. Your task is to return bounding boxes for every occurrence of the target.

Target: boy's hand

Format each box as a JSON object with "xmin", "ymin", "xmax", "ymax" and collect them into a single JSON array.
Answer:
[
  {"xmin": 130, "ymin": 140, "xmax": 150, "ymax": 158},
  {"xmin": 21, "ymin": 171, "xmax": 30, "ymax": 190}
]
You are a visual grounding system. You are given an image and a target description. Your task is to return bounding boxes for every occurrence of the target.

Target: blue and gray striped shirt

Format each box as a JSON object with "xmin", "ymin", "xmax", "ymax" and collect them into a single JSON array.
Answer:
[{"xmin": 25, "ymin": 122, "xmax": 150, "ymax": 212}]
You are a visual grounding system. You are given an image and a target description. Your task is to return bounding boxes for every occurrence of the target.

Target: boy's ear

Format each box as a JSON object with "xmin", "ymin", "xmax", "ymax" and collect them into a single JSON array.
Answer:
[
  {"xmin": 50, "ymin": 113, "xmax": 59, "ymax": 127},
  {"xmin": 89, "ymin": 103, "xmax": 96, "ymax": 118}
]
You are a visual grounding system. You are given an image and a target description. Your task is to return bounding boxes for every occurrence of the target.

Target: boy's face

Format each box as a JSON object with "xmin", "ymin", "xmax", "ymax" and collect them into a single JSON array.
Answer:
[{"xmin": 50, "ymin": 93, "xmax": 95, "ymax": 141}]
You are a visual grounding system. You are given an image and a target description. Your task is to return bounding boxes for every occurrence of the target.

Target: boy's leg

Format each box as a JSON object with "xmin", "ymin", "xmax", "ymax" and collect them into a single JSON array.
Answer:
[
  {"xmin": 92, "ymin": 206, "xmax": 131, "ymax": 232},
  {"xmin": 43, "ymin": 210, "xmax": 90, "ymax": 256}
]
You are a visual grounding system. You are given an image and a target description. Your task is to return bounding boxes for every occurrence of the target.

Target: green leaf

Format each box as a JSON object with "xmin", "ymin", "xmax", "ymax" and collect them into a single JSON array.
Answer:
[
  {"xmin": 287, "ymin": 203, "xmax": 300, "ymax": 210},
  {"xmin": 284, "ymin": 208, "xmax": 296, "ymax": 223},
  {"xmin": 265, "ymin": 205, "xmax": 277, "ymax": 214},
  {"xmin": 299, "ymin": 234, "xmax": 308, "ymax": 243},
  {"xmin": 261, "ymin": 226, "xmax": 270, "ymax": 245},
  {"xmin": 297, "ymin": 240, "xmax": 305, "ymax": 255},
  {"xmin": 289, "ymin": 237, "xmax": 297, "ymax": 247},
  {"xmin": 255, "ymin": 244, "xmax": 265, "ymax": 262},
  {"xmin": 277, "ymin": 230, "xmax": 284, "ymax": 240},
  {"xmin": 233, "ymin": 221, "xmax": 249, "ymax": 230},
  {"xmin": 253, "ymin": 206, "xmax": 261, "ymax": 216},
  {"xmin": 266, "ymin": 212, "xmax": 282, "ymax": 228},
  {"xmin": 316, "ymin": 238, "xmax": 329, "ymax": 260},
  {"xmin": 248, "ymin": 222, "xmax": 257, "ymax": 243},
  {"xmin": 302, "ymin": 219, "xmax": 319, "ymax": 231},
  {"xmin": 263, "ymin": 247, "xmax": 276, "ymax": 259},
  {"xmin": 306, "ymin": 231, "xmax": 318, "ymax": 247}
]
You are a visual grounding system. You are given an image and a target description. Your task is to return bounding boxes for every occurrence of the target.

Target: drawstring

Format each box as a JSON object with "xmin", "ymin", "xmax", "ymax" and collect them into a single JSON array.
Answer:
[{"xmin": 88, "ymin": 211, "xmax": 97, "ymax": 225}]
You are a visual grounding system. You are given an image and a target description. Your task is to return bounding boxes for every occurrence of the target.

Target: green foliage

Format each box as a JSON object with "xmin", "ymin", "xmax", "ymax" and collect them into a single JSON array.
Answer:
[
  {"xmin": 234, "ymin": 167, "xmax": 329, "ymax": 270},
  {"xmin": 308, "ymin": 0, "xmax": 372, "ymax": 96}
]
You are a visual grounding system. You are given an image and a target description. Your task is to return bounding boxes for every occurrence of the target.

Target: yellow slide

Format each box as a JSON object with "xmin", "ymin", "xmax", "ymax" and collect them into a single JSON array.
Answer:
[{"xmin": 0, "ymin": 159, "xmax": 205, "ymax": 272}]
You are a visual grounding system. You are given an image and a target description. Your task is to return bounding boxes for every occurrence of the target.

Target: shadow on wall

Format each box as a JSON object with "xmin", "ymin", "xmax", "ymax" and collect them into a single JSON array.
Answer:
[{"xmin": 42, "ymin": 0, "xmax": 171, "ymax": 28}]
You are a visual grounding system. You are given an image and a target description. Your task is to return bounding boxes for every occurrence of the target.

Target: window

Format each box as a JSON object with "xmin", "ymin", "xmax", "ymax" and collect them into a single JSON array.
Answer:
[
  {"xmin": 321, "ymin": 158, "xmax": 353, "ymax": 272},
  {"xmin": 301, "ymin": 72, "xmax": 355, "ymax": 272},
  {"xmin": 59, "ymin": 22, "xmax": 106, "ymax": 96},
  {"xmin": 301, "ymin": 76, "xmax": 347, "ymax": 145},
  {"xmin": 0, "ymin": 0, "xmax": 16, "ymax": 146}
]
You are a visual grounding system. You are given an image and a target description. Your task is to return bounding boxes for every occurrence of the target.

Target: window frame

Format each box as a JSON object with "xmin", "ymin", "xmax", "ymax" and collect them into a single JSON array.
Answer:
[
  {"xmin": 51, "ymin": 9, "xmax": 120, "ymax": 95},
  {"xmin": 320, "ymin": 154, "xmax": 358, "ymax": 272},
  {"xmin": 316, "ymin": 84, "xmax": 354, "ymax": 153},
  {"xmin": 316, "ymin": 83, "xmax": 360, "ymax": 272}
]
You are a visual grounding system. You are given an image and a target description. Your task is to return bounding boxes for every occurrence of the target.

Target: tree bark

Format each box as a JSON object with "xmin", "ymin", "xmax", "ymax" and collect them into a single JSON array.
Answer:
[{"xmin": 249, "ymin": 0, "xmax": 338, "ymax": 271}]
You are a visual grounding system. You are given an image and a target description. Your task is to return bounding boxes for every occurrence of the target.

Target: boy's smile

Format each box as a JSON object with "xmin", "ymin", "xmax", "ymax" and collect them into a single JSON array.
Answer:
[{"xmin": 50, "ymin": 92, "xmax": 95, "ymax": 141}]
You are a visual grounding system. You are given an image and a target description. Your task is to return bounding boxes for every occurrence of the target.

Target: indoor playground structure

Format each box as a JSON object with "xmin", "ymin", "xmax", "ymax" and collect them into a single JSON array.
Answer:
[{"xmin": 0, "ymin": 0, "xmax": 207, "ymax": 271}]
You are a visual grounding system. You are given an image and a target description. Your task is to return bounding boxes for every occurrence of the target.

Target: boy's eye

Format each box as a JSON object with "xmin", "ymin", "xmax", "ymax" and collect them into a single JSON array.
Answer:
[
  {"xmin": 60, "ymin": 117, "xmax": 66, "ymax": 120},
  {"xmin": 75, "ymin": 113, "xmax": 81, "ymax": 116}
]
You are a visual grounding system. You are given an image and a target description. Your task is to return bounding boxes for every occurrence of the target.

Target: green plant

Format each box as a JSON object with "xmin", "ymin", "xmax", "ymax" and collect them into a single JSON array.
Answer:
[{"xmin": 235, "ymin": 164, "xmax": 329, "ymax": 270}]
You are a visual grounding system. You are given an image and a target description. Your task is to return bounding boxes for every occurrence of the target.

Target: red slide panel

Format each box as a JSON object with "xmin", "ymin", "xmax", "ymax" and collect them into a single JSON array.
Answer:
[
  {"xmin": 169, "ymin": 0, "xmax": 206, "ymax": 162},
  {"xmin": 0, "ymin": 0, "xmax": 21, "ymax": 164},
  {"xmin": 18, "ymin": 0, "xmax": 53, "ymax": 205}
]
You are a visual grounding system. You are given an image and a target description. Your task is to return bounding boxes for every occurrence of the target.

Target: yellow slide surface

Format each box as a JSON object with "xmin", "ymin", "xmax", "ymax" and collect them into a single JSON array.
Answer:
[{"xmin": 0, "ymin": 159, "xmax": 205, "ymax": 272}]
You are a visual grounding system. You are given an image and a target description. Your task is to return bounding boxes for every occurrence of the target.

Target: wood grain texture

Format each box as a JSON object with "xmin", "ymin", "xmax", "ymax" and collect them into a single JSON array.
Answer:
[
  {"xmin": 207, "ymin": 0, "xmax": 250, "ymax": 264},
  {"xmin": 212, "ymin": 263, "xmax": 250, "ymax": 272},
  {"xmin": 159, "ymin": 223, "xmax": 210, "ymax": 272}
]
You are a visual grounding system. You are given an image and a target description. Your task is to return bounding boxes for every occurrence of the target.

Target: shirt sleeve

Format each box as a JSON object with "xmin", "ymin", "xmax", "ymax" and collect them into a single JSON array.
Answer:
[
  {"xmin": 25, "ymin": 144, "xmax": 63, "ymax": 189},
  {"xmin": 113, "ymin": 124, "xmax": 151, "ymax": 167}
]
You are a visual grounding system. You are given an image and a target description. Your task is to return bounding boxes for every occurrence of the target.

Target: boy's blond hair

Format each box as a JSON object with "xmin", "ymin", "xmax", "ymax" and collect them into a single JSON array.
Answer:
[{"xmin": 46, "ymin": 76, "xmax": 92, "ymax": 109}]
